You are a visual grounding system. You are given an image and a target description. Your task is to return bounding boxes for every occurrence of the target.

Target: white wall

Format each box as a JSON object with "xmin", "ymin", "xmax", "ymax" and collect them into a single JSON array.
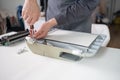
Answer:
[
  {"xmin": 0, "ymin": 0, "xmax": 25, "ymax": 16},
  {"xmin": 0, "ymin": 0, "xmax": 40, "ymax": 16}
]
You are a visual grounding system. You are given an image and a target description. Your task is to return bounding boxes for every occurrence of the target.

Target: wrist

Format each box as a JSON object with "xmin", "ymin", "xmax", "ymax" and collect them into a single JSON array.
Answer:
[
  {"xmin": 25, "ymin": 0, "xmax": 37, "ymax": 3},
  {"xmin": 47, "ymin": 18, "xmax": 58, "ymax": 28},
  {"xmin": 25, "ymin": 0, "xmax": 36, "ymax": 1}
]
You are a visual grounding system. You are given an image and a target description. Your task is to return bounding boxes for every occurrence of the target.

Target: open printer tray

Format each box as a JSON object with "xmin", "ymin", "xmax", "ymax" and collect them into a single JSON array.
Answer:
[{"xmin": 26, "ymin": 29, "xmax": 106, "ymax": 61}]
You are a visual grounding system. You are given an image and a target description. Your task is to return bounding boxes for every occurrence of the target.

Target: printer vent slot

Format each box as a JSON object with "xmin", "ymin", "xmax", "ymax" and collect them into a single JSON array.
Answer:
[{"xmin": 60, "ymin": 52, "xmax": 80, "ymax": 61}]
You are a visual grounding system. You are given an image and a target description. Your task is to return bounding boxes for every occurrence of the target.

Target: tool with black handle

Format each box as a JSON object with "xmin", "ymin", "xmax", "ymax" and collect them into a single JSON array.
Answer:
[{"xmin": 0, "ymin": 30, "xmax": 29, "ymax": 46}]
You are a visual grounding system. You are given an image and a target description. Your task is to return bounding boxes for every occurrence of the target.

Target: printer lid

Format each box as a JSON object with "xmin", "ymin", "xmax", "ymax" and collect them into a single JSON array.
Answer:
[{"xmin": 45, "ymin": 29, "xmax": 98, "ymax": 47}]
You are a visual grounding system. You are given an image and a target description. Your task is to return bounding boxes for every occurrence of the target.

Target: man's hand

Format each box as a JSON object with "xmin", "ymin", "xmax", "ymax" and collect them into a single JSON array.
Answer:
[
  {"xmin": 33, "ymin": 18, "xmax": 57, "ymax": 39},
  {"xmin": 22, "ymin": 0, "xmax": 40, "ymax": 25}
]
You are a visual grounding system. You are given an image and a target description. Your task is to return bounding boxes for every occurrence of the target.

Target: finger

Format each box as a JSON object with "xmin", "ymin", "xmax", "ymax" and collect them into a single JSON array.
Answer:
[
  {"xmin": 22, "ymin": 10, "xmax": 24, "ymax": 18},
  {"xmin": 22, "ymin": 10, "xmax": 30, "ymax": 20},
  {"xmin": 29, "ymin": 29, "xmax": 33, "ymax": 37},
  {"xmin": 23, "ymin": 14, "xmax": 28, "ymax": 20},
  {"xmin": 36, "ymin": 30, "xmax": 48, "ymax": 39},
  {"xmin": 36, "ymin": 32, "xmax": 46, "ymax": 39},
  {"xmin": 22, "ymin": 9, "xmax": 26, "ymax": 18},
  {"xmin": 26, "ymin": 17, "xmax": 32, "ymax": 25},
  {"xmin": 33, "ymin": 30, "xmax": 43, "ymax": 38},
  {"xmin": 29, "ymin": 17, "xmax": 38, "ymax": 25}
]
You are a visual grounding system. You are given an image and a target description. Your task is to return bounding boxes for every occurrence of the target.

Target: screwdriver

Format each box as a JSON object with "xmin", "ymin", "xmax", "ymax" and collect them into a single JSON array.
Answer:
[{"xmin": 30, "ymin": 25, "xmax": 34, "ymax": 37}]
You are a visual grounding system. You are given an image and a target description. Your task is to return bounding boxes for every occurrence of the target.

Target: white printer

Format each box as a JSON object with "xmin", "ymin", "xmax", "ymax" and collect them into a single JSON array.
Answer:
[{"xmin": 26, "ymin": 29, "xmax": 106, "ymax": 61}]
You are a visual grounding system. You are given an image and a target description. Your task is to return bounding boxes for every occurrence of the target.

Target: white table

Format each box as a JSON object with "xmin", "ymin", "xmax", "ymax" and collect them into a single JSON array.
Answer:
[{"xmin": 0, "ymin": 41, "xmax": 120, "ymax": 80}]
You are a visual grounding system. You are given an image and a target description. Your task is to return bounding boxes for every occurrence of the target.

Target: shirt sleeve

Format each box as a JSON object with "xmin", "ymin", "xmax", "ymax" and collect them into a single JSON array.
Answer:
[{"xmin": 55, "ymin": 0, "xmax": 100, "ymax": 26}]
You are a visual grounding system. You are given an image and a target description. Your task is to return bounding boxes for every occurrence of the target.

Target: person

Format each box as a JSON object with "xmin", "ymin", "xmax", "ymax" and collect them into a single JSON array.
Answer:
[{"xmin": 22, "ymin": 0, "xmax": 99, "ymax": 39}]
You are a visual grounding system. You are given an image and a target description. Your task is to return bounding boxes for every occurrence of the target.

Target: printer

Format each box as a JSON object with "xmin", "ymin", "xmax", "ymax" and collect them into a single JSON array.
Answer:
[{"xmin": 26, "ymin": 29, "xmax": 106, "ymax": 61}]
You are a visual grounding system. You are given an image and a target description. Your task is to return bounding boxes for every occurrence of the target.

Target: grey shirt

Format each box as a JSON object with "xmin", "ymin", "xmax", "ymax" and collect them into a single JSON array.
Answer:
[{"xmin": 46, "ymin": 0, "xmax": 99, "ymax": 33}]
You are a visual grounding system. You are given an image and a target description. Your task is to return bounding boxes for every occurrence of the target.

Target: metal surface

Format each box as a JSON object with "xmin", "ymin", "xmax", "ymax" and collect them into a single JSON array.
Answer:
[{"xmin": 0, "ymin": 30, "xmax": 29, "ymax": 46}]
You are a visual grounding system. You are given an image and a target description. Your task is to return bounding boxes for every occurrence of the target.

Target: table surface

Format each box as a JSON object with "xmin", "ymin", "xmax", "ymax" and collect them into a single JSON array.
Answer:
[{"xmin": 0, "ymin": 41, "xmax": 120, "ymax": 80}]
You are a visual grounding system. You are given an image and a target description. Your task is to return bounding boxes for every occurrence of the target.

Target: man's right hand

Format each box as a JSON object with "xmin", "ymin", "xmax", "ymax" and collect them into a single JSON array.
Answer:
[{"xmin": 22, "ymin": 0, "xmax": 40, "ymax": 25}]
